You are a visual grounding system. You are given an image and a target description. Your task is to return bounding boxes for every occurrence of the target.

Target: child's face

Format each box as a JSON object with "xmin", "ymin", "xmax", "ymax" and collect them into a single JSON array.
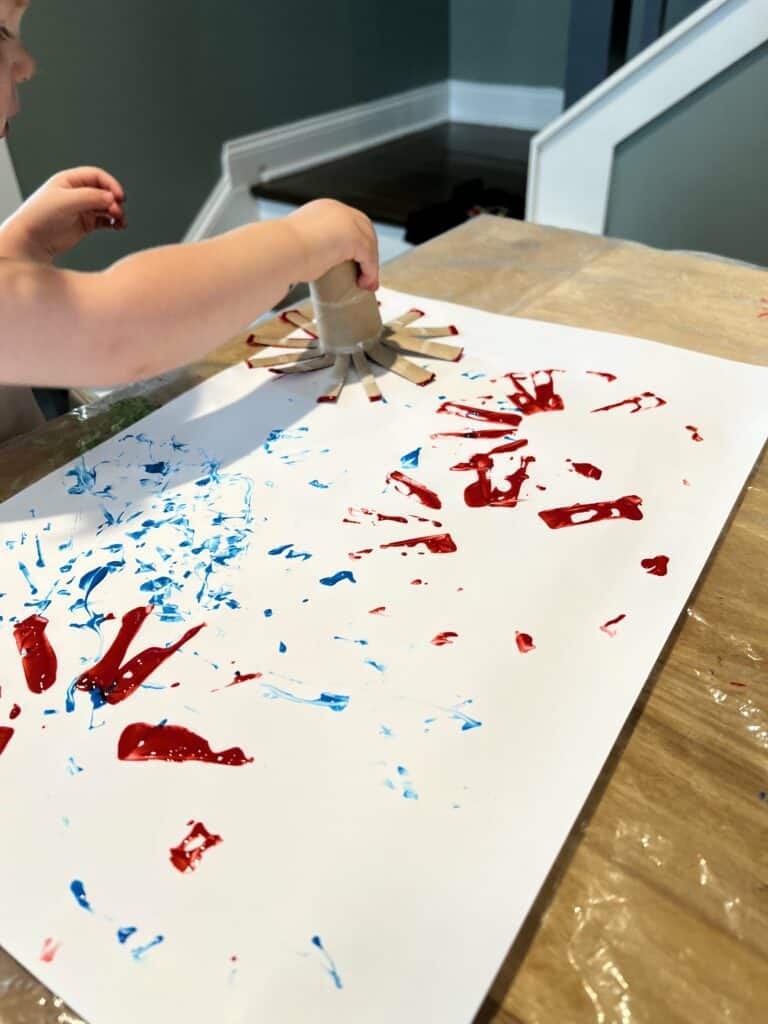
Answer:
[{"xmin": 0, "ymin": 0, "xmax": 34, "ymax": 139}]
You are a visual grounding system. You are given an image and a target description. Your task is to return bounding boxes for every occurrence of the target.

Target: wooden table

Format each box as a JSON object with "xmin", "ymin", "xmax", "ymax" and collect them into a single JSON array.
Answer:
[{"xmin": 1, "ymin": 217, "xmax": 766, "ymax": 1023}]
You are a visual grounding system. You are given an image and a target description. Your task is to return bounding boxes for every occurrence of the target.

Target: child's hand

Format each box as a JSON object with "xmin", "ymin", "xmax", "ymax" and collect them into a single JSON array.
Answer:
[
  {"xmin": 0, "ymin": 167, "xmax": 126, "ymax": 263},
  {"xmin": 286, "ymin": 199, "xmax": 379, "ymax": 291}
]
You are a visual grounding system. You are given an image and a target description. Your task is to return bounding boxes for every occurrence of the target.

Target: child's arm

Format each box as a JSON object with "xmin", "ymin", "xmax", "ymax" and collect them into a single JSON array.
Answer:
[{"xmin": 0, "ymin": 197, "xmax": 378, "ymax": 388}]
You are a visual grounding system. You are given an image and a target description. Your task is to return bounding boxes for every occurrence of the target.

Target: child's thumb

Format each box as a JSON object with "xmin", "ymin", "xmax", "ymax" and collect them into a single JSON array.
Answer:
[{"xmin": 67, "ymin": 187, "xmax": 115, "ymax": 212}]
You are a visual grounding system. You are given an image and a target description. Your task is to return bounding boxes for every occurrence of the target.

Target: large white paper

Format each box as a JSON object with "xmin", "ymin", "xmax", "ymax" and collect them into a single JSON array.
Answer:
[{"xmin": 1, "ymin": 289, "xmax": 766, "ymax": 1024}]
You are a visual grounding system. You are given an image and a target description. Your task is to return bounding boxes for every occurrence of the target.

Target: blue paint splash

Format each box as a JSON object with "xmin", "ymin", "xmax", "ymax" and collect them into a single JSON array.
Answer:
[
  {"xmin": 400, "ymin": 447, "xmax": 421, "ymax": 469},
  {"xmin": 364, "ymin": 658, "xmax": 385, "ymax": 673},
  {"xmin": 268, "ymin": 543, "xmax": 312, "ymax": 561},
  {"xmin": 278, "ymin": 641, "xmax": 287, "ymax": 653},
  {"xmin": 69, "ymin": 558, "xmax": 125, "ymax": 633},
  {"xmin": 67, "ymin": 756, "xmax": 84, "ymax": 775},
  {"xmin": 319, "ymin": 571, "xmax": 356, "ymax": 587},
  {"xmin": 261, "ymin": 683, "xmax": 349, "ymax": 713},
  {"xmin": 117, "ymin": 926, "xmax": 138, "ymax": 945},
  {"xmin": 332, "ymin": 635, "xmax": 368, "ymax": 646},
  {"xmin": 424, "ymin": 699, "xmax": 482, "ymax": 733},
  {"xmin": 65, "ymin": 458, "xmax": 112, "ymax": 498},
  {"xmin": 264, "ymin": 608, "xmax": 273, "ymax": 618},
  {"xmin": 143, "ymin": 461, "xmax": 170, "ymax": 476},
  {"xmin": 308, "ymin": 479, "xmax": 330, "ymax": 489},
  {"xmin": 379, "ymin": 725, "xmax": 393, "ymax": 737},
  {"xmin": 34, "ymin": 536, "xmax": 45, "ymax": 568},
  {"xmin": 18, "ymin": 561, "xmax": 37, "ymax": 595},
  {"xmin": 70, "ymin": 879, "xmax": 93, "ymax": 912},
  {"xmin": 311, "ymin": 935, "xmax": 343, "ymax": 990},
  {"xmin": 131, "ymin": 935, "xmax": 164, "ymax": 961},
  {"xmin": 386, "ymin": 766, "xmax": 418, "ymax": 800}
]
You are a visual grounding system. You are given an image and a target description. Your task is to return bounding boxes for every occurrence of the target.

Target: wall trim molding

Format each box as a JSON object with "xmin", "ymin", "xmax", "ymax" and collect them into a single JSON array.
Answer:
[
  {"xmin": 186, "ymin": 78, "xmax": 563, "ymax": 242},
  {"xmin": 449, "ymin": 80, "xmax": 564, "ymax": 131},
  {"xmin": 0, "ymin": 140, "xmax": 23, "ymax": 224},
  {"xmin": 526, "ymin": 0, "xmax": 768, "ymax": 233}
]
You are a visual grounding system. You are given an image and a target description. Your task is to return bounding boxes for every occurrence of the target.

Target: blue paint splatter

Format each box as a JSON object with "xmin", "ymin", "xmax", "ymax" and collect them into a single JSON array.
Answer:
[
  {"xmin": 65, "ymin": 458, "xmax": 112, "ymax": 498},
  {"xmin": 333, "ymin": 635, "xmax": 368, "ymax": 646},
  {"xmin": 364, "ymin": 658, "xmax": 385, "ymax": 673},
  {"xmin": 396, "ymin": 765, "xmax": 419, "ymax": 800},
  {"xmin": 264, "ymin": 608, "xmax": 273, "ymax": 618},
  {"xmin": 67, "ymin": 756, "xmax": 84, "ymax": 775},
  {"xmin": 278, "ymin": 641, "xmax": 287, "ymax": 653},
  {"xmin": 131, "ymin": 935, "xmax": 164, "ymax": 961},
  {"xmin": 379, "ymin": 725, "xmax": 393, "ymax": 737},
  {"xmin": 268, "ymin": 543, "xmax": 312, "ymax": 561},
  {"xmin": 311, "ymin": 936, "xmax": 343, "ymax": 990},
  {"xmin": 308, "ymin": 479, "xmax": 330, "ymax": 489},
  {"xmin": 69, "ymin": 559, "xmax": 125, "ymax": 633},
  {"xmin": 18, "ymin": 561, "xmax": 37, "ymax": 595},
  {"xmin": 400, "ymin": 447, "xmax": 421, "ymax": 469},
  {"xmin": 34, "ymin": 536, "xmax": 45, "ymax": 568},
  {"xmin": 461, "ymin": 371, "xmax": 486, "ymax": 381},
  {"xmin": 70, "ymin": 879, "xmax": 93, "ymax": 912},
  {"xmin": 58, "ymin": 539, "xmax": 73, "ymax": 551},
  {"xmin": 424, "ymin": 699, "xmax": 482, "ymax": 733},
  {"xmin": 261, "ymin": 683, "xmax": 349, "ymax": 713},
  {"xmin": 117, "ymin": 926, "xmax": 138, "ymax": 944},
  {"xmin": 143, "ymin": 461, "xmax": 170, "ymax": 476},
  {"xmin": 319, "ymin": 571, "xmax": 356, "ymax": 587}
]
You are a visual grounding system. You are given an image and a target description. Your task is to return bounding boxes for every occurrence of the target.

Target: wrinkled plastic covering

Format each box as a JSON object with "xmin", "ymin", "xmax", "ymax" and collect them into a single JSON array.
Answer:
[{"xmin": 2, "ymin": 218, "xmax": 767, "ymax": 1024}]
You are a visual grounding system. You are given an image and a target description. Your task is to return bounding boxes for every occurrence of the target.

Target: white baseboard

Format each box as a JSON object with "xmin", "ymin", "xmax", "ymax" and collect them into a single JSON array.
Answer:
[
  {"xmin": 449, "ymin": 80, "xmax": 564, "ymax": 131},
  {"xmin": 186, "ymin": 77, "xmax": 563, "ymax": 243}
]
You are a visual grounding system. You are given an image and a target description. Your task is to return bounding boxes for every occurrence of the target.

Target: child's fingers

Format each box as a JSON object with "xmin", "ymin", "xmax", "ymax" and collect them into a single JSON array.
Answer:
[{"xmin": 64, "ymin": 166, "xmax": 126, "ymax": 203}]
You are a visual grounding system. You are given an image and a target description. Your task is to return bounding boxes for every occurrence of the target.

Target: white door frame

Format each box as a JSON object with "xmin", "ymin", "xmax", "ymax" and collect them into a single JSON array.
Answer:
[
  {"xmin": 526, "ymin": 0, "xmax": 768, "ymax": 234},
  {"xmin": 0, "ymin": 139, "xmax": 22, "ymax": 223}
]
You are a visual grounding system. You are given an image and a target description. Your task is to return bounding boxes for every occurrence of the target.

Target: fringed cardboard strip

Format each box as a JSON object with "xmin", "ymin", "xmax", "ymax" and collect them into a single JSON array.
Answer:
[
  {"xmin": 246, "ymin": 349, "xmax": 316, "ymax": 368},
  {"xmin": 253, "ymin": 337, "xmax": 319, "ymax": 350},
  {"xmin": 383, "ymin": 331, "xmax": 464, "ymax": 362},
  {"xmin": 318, "ymin": 354, "xmax": 350, "ymax": 402},
  {"xmin": 272, "ymin": 354, "xmax": 335, "ymax": 375},
  {"xmin": 280, "ymin": 310, "xmax": 320, "ymax": 339},
  {"xmin": 392, "ymin": 325, "xmax": 459, "ymax": 340},
  {"xmin": 385, "ymin": 309, "xmax": 425, "ymax": 329},
  {"xmin": 352, "ymin": 349, "xmax": 383, "ymax": 402},
  {"xmin": 366, "ymin": 340, "xmax": 435, "ymax": 386}
]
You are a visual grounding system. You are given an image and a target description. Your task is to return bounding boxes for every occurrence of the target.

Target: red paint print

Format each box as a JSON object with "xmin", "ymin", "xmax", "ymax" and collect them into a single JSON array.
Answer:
[
  {"xmin": 343, "ymin": 507, "xmax": 441, "ymax": 528},
  {"xmin": 9, "ymin": 703, "xmax": 21, "ymax": 720},
  {"xmin": 641, "ymin": 555, "xmax": 669, "ymax": 576},
  {"xmin": 220, "ymin": 671, "xmax": 262, "ymax": 691},
  {"xmin": 568, "ymin": 460, "xmax": 603, "ymax": 480},
  {"xmin": 685, "ymin": 425, "xmax": 704, "ymax": 442},
  {"xmin": 40, "ymin": 938, "xmax": 61, "ymax": 964},
  {"xmin": 515, "ymin": 631, "xmax": 535, "ymax": 654},
  {"xmin": 600, "ymin": 613, "xmax": 626, "ymax": 637},
  {"xmin": 118, "ymin": 722, "xmax": 253, "ymax": 765},
  {"xmin": 539, "ymin": 495, "xmax": 643, "ymax": 529},
  {"xmin": 436, "ymin": 401, "xmax": 522, "ymax": 429},
  {"xmin": 587, "ymin": 370, "xmax": 617, "ymax": 382},
  {"xmin": 380, "ymin": 533, "xmax": 457, "ymax": 554},
  {"xmin": 431, "ymin": 631, "xmax": 458, "ymax": 646},
  {"xmin": 349, "ymin": 548, "xmax": 373, "ymax": 560},
  {"xmin": 505, "ymin": 369, "xmax": 564, "ymax": 415},
  {"xmin": 76, "ymin": 606, "xmax": 205, "ymax": 705},
  {"xmin": 431, "ymin": 428, "xmax": 517, "ymax": 441},
  {"xmin": 0, "ymin": 726, "xmax": 13, "ymax": 757},
  {"xmin": 386, "ymin": 470, "xmax": 442, "ymax": 510},
  {"xmin": 170, "ymin": 820, "xmax": 223, "ymax": 873},
  {"xmin": 410, "ymin": 579, "xmax": 424, "ymax": 585},
  {"xmin": 452, "ymin": 448, "xmax": 534, "ymax": 508},
  {"xmin": 591, "ymin": 391, "xmax": 666, "ymax": 414},
  {"xmin": 13, "ymin": 615, "xmax": 58, "ymax": 693},
  {"xmin": 369, "ymin": 606, "xmax": 387, "ymax": 615}
]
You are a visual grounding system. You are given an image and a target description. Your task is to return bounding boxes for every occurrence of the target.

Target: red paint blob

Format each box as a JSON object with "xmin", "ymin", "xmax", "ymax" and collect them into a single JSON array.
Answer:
[
  {"xmin": 431, "ymin": 428, "xmax": 517, "ymax": 441},
  {"xmin": 591, "ymin": 391, "xmax": 666, "ymax": 414},
  {"xmin": 0, "ymin": 726, "xmax": 14, "ymax": 756},
  {"xmin": 539, "ymin": 495, "xmax": 643, "ymax": 529},
  {"xmin": 683, "ymin": 478, "xmax": 691, "ymax": 487},
  {"xmin": 170, "ymin": 820, "xmax": 223, "ymax": 873},
  {"xmin": 505, "ymin": 369, "xmax": 564, "ymax": 415},
  {"xmin": 452, "ymin": 446, "xmax": 534, "ymax": 508},
  {"xmin": 386, "ymin": 470, "xmax": 442, "ymax": 510},
  {"xmin": 40, "ymin": 938, "xmax": 61, "ymax": 964},
  {"xmin": 343, "ymin": 507, "xmax": 441, "ymax": 528},
  {"xmin": 568, "ymin": 460, "xmax": 603, "ymax": 480},
  {"xmin": 431, "ymin": 631, "xmax": 458, "ymax": 646},
  {"xmin": 13, "ymin": 615, "xmax": 58, "ymax": 694},
  {"xmin": 641, "ymin": 555, "xmax": 669, "ymax": 576},
  {"xmin": 587, "ymin": 370, "xmax": 617, "ymax": 382},
  {"xmin": 515, "ymin": 631, "xmax": 535, "ymax": 654},
  {"xmin": 76, "ymin": 606, "xmax": 205, "ymax": 705},
  {"xmin": 369, "ymin": 606, "xmax": 387, "ymax": 615},
  {"xmin": 600, "ymin": 614, "xmax": 626, "ymax": 637},
  {"xmin": 685, "ymin": 425, "xmax": 704, "ymax": 442},
  {"xmin": 224, "ymin": 671, "xmax": 262, "ymax": 690},
  {"xmin": 380, "ymin": 533, "xmax": 457, "ymax": 554},
  {"xmin": 9, "ymin": 703, "xmax": 21, "ymax": 720},
  {"xmin": 349, "ymin": 548, "xmax": 374, "ymax": 560},
  {"xmin": 118, "ymin": 722, "xmax": 253, "ymax": 765},
  {"xmin": 410, "ymin": 579, "xmax": 424, "ymax": 585},
  {"xmin": 436, "ymin": 401, "xmax": 522, "ymax": 428},
  {"xmin": 729, "ymin": 680, "xmax": 747, "ymax": 688}
]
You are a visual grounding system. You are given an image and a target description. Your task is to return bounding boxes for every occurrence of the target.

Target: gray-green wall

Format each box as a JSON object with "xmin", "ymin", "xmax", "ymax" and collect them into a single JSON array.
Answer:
[
  {"xmin": 10, "ymin": 1, "xmax": 449, "ymax": 271},
  {"xmin": 450, "ymin": 0, "xmax": 571, "ymax": 87},
  {"xmin": 628, "ymin": 0, "xmax": 708, "ymax": 60},
  {"xmin": 606, "ymin": 41, "xmax": 768, "ymax": 268}
]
